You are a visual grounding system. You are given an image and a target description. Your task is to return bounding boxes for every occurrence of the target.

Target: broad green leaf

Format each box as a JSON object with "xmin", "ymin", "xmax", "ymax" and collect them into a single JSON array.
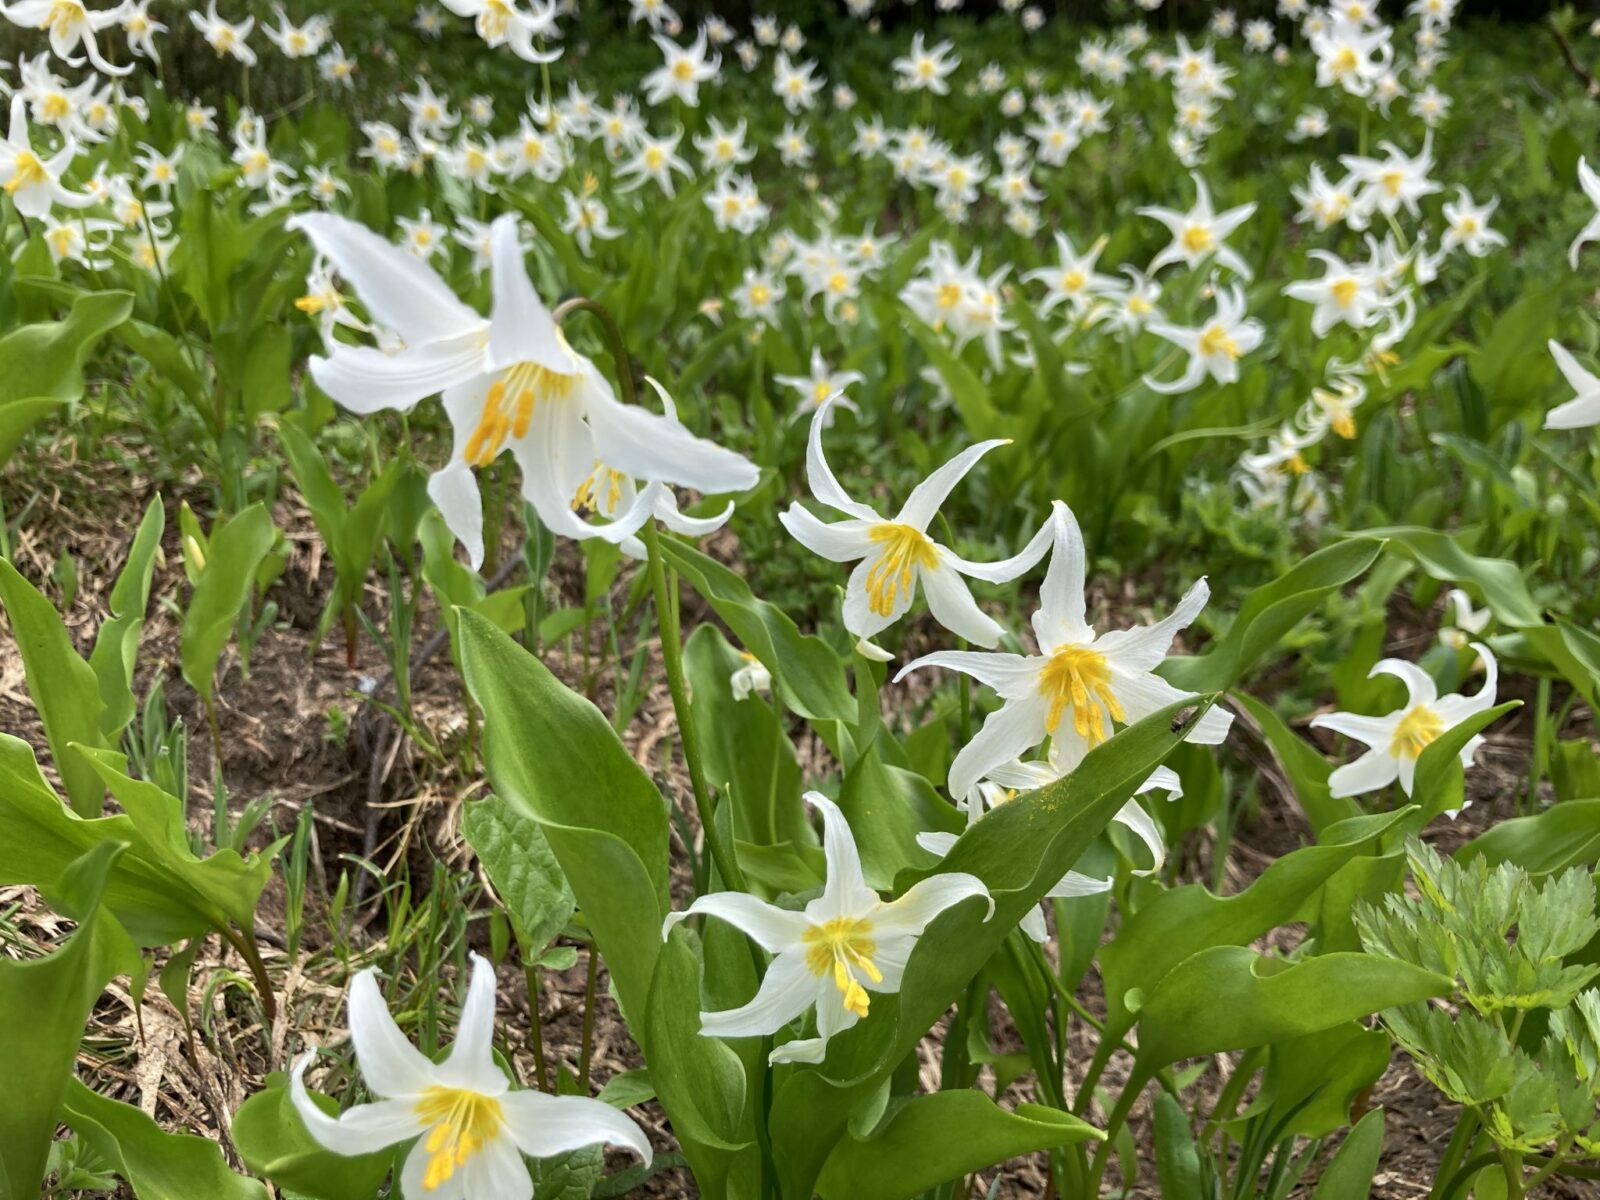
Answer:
[
  {"xmin": 233, "ymin": 1075, "xmax": 392, "ymax": 1200},
  {"xmin": 180, "ymin": 503, "xmax": 276, "ymax": 707},
  {"xmin": 814, "ymin": 1092, "xmax": 1102, "ymax": 1200},
  {"xmin": 1354, "ymin": 527, "xmax": 1542, "ymax": 628},
  {"xmin": 770, "ymin": 698, "xmax": 1205, "ymax": 1199},
  {"xmin": 1152, "ymin": 1092, "xmax": 1203, "ymax": 1200},
  {"xmin": 1458, "ymin": 799, "xmax": 1600, "ymax": 875},
  {"xmin": 1099, "ymin": 808, "xmax": 1414, "ymax": 1041},
  {"xmin": 1234, "ymin": 1022, "xmax": 1391, "ymax": 1139},
  {"xmin": 0, "ymin": 557, "xmax": 108, "ymax": 816},
  {"xmin": 659, "ymin": 538, "xmax": 853, "ymax": 722},
  {"xmin": 0, "ymin": 397, "xmax": 65, "ymax": 463},
  {"xmin": 1134, "ymin": 948, "xmax": 1448, "ymax": 1069},
  {"xmin": 0, "ymin": 290, "xmax": 132, "ymax": 405},
  {"xmin": 463, "ymin": 792, "xmax": 576, "ymax": 955},
  {"xmin": 1161, "ymin": 539, "xmax": 1383, "ymax": 692},
  {"xmin": 1311, "ymin": 1107, "xmax": 1386, "ymax": 1200},
  {"xmin": 63, "ymin": 1080, "xmax": 269, "ymax": 1200},
  {"xmin": 115, "ymin": 319, "xmax": 206, "ymax": 408},
  {"xmin": 0, "ymin": 737, "xmax": 270, "ymax": 945},
  {"xmin": 837, "ymin": 743, "xmax": 959, "ymax": 891},
  {"xmin": 88, "ymin": 496, "xmax": 165, "ymax": 741},
  {"xmin": 0, "ymin": 841, "xmax": 137, "ymax": 1197}
]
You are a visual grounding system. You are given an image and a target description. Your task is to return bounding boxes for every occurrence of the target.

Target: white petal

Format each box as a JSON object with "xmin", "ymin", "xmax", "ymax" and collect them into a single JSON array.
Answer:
[
  {"xmin": 1309, "ymin": 710, "xmax": 1395, "ymax": 748},
  {"xmin": 842, "ymin": 552, "xmax": 918, "ymax": 640},
  {"xmin": 428, "ymin": 464, "xmax": 485, "ymax": 572},
  {"xmin": 1044, "ymin": 870, "xmax": 1113, "ymax": 898},
  {"xmin": 1545, "ymin": 393, "xmax": 1600, "ymax": 431},
  {"xmin": 948, "ymin": 695, "xmax": 1052, "ymax": 802},
  {"xmin": 1370, "ymin": 658, "xmax": 1438, "ymax": 708},
  {"xmin": 1019, "ymin": 906, "xmax": 1050, "ymax": 942},
  {"xmin": 1328, "ymin": 748, "xmax": 1399, "ymax": 798},
  {"xmin": 436, "ymin": 954, "xmax": 504, "ymax": 1093},
  {"xmin": 583, "ymin": 371, "xmax": 758, "ymax": 494},
  {"xmin": 941, "ymin": 501, "xmax": 1060, "ymax": 584},
  {"xmin": 921, "ymin": 558, "xmax": 1004, "ymax": 647},
  {"xmin": 348, "ymin": 969, "xmax": 437, "ymax": 1098},
  {"xmin": 697, "ymin": 949, "xmax": 817, "ymax": 1040},
  {"xmin": 893, "ymin": 649, "xmax": 1039, "ymax": 697},
  {"xmin": 487, "ymin": 214, "xmax": 573, "ymax": 374},
  {"xmin": 661, "ymin": 893, "xmax": 809, "ymax": 952},
  {"xmin": 1031, "ymin": 505, "xmax": 1092, "ymax": 650},
  {"xmin": 1548, "ymin": 340, "xmax": 1600, "ymax": 399},
  {"xmin": 777, "ymin": 505, "xmax": 876, "ymax": 563},
  {"xmin": 916, "ymin": 831, "xmax": 958, "ymax": 857},
  {"xmin": 1095, "ymin": 577, "xmax": 1210, "ymax": 673},
  {"xmin": 310, "ymin": 335, "xmax": 487, "ymax": 415},
  {"xmin": 1137, "ymin": 765, "xmax": 1184, "ymax": 798},
  {"xmin": 1110, "ymin": 671, "xmax": 1232, "ymax": 745},
  {"xmin": 462, "ymin": 1136, "xmax": 535, "ymax": 1200},
  {"xmin": 289, "ymin": 1055, "xmax": 425, "ymax": 1157},
  {"xmin": 1111, "ymin": 798, "xmax": 1166, "ymax": 875},
  {"xmin": 501, "ymin": 1090, "xmax": 653, "ymax": 1162},
  {"xmin": 892, "ymin": 438, "xmax": 1009, "ymax": 530},
  {"xmin": 870, "ymin": 874, "xmax": 993, "ymax": 987},
  {"xmin": 808, "ymin": 792, "xmax": 879, "ymax": 919},
  {"xmin": 289, "ymin": 212, "xmax": 482, "ymax": 343},
  {"xmin": 804, "ymin": 401, "xmax": 878, "ymax": 520}
]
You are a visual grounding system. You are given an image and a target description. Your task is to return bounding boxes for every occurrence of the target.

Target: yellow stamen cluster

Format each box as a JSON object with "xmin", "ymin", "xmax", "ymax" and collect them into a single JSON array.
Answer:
[
  {"xmin": 935, "ymin": 281, "xmax": 963, "ymax": 310},
  {"xmin": 572, "ymin": 462, "xmax": 625, "ymax": 515},
  {"xmin": 1181, "ymin": 224, "xmax": 1214, "ymax": 254},
  {"xmin": 803, "ymin": 917, "xmax": 881, "ymax": 1019},
  {"xmin": 1380, "ymin": 170, "xmax": 1405, "ymax": 197},
  {"xmin": 1389, "ymin": 706, "xmax": 1445, "ymax": 760},
  {"xmin": 414, "ymin": 1087, "xmax": 504, "ymax": 1192},
  {"xmin": 39, "ymin": 0, "xmax": 85, "ymax": 38},
  {"xmin": 1039, "ymin": 645, "xmax": 1124, "ymax": 746},
  {"xmin": 1330, "ymin": 46, "xmax": 1359, "ymax": 76},
  {"xmin": 1197, "ymin": 323, "xmax": 1241, "ymax": 360},
  {"xmin": 1330, "ymin": 277, "xmax": 1360, "ymax": 308},
  {"xmin": 4, "ymin": 151, "xmax": 47, "ymax": 195},
  {"xmin": 464, "ymin": 360, "xmax": 577, "ymax": 467},
  {"xmin": 40, "ymin": 92, "xmax": 70, "ymax": 122},
  {"xmin": 478, "ymin": 0, "xmax": 512, "ymax": 40},
  {"xmin": 864, "ymin": 524, "xmax": 938, "ymax": 618}
]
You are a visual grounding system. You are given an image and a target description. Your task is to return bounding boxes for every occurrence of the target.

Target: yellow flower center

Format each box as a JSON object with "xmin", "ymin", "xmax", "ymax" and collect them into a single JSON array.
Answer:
[
  {"xmin": 39, "ymin": 0, "xmax": 84, "ymax": 37},
  {"xmin": 1039, "ymin": 645, "xmax": 1123, "ymax": 746},
  {"xmin": 1330, "ymin": 277, "xmax": 1360, "ymax": 308},
  {"xmin": 1061, "ymin": 269, "xmax": 1086, "ymax": 293},
  {"xmin": 1331, "ymin": 46, "xmax": 1358, "ymax": 75},
  {"xmin": 935, "ymin": 281, "xmax": 963, "ymax": 310},
  {"xmin": 1128, "ymin": 296, "xmax": 1152, "ymax": 315},
  {"xmin": 864, "ymin": 523, "xmax": 938, "ymax": 617},
  {"xmin": 1197, "ymin": 323, "xmax": 1241, "ymax": 359},
  {"xmin": 214, "ymin": 25, "xmax": 236, "ymax": 50},
  {"xmin": 464, "ymin": 358, "xmax": 578, "ymax": 466},
  {"xmin": 414, "ymin": 1087, "xmax": 504, "ymax": 1192},
  {"xmin": 749, "ymin": 282, "xmax": 771, "ymax": 305},
  {"xmin": 1389, "ymin": 706, "xmax": 1445, "ymax": 760},
  {"xmin": 1181, "ymin": 224, "xmax": 1214, "ymax": 254},
  {"xmin": 295, "ymin": 293, "xmax": 327, "ymax": 314},
  {"xmin": 5, "ymin": 151, "xmax": 48, "ymax": 194},
  {"xmin": 289, "ymin": 29, "xmax": 308, "ymax": 50},
  {"xmin": 673, "ymin": 58, "xmax": 695, "ymax": 80},
  {"xmin": 827, "ymin": 271, "xmax": 849, "ymax": 294},
  {"xmin": 1380, "ymin": 170, "xmax": 1404, "ymax": 197},
  {"xmin": 479, "ymin": 0, "xmax": 512, "ymax": 38},
  {"xmin": 244, "ymin": 150, "xmax": 269, "ymax": 175},
  {"xmin": 645, "ymin": 146, "xmax": 665, "ymax": 171},
  {"xmin": 572, "ymin": 461, "xmax": 626, "ymax": 514},
  {"xmin": 803, "ymin": 916, "xmax": 881, "ymax": 1019},
  {"xmin": 47, "ymin": 226, "xmax": 74, "ymax": 256},
  {"xmin": 812, "ymin": 380, "xmax": 833, "ymax": 404},
  {"xmin": 41, "ymin": 92, "xmax": 70, "ymax": 122}
]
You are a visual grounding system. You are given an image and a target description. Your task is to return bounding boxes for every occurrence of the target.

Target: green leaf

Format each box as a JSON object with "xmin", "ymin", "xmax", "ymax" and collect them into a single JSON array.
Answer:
[
  {"xmin": 0, "ymin": 556, "xmax": 108, "ymax": 816},
  {"xmin": 1311, "ymin": 1107, "xmax": 1386, "ymax": 1200},
  {"xmin": 1099, "ymin": 808, "xmax": 1414, "ymax": 1041},
  {"xmin": 1152, "ymin": 1092, "xmax": 1204, "ymax": 1200},
  {"xmin": 233, "ymin": 1074, "xmax": 392, "ymax": 1200},
  {"xmin": 1412, "ymin": 702, "xmax": 1519, "ymax": 823},
  {"xmin": 814, "ymin": 1092, "xmax": 1102, "ymax": 1200},
  {"xmin": 0, "ymin": 397, "xmax": 65, "ymax": 464},
  {"xmin": 1234, "ymin": 1022, "xmax": 1391, "ymax": 1139},
  {"xmin": 1134, "ymin": 948, "xmax": 1449, "ymax": 1069},
  {"xmin": 63, "ymin": 1080, "xmax": 269, "ymax": 1200},
  {"xmin": 0, "ymin": 290, "xmax": 132, "ymax": 405},
  {"xmin": 1458, "ymin": 800, "xmax": 1600, "ymax": 875},
  {"xmin": 0, "ymin": 841, "xmax": 137, "ymax": 1197},
  {"xmin": 1161, "ymin": 539, "xmax": 1383, "ymax": 692},
  {"xmin": 659, "ymin": 537, "xmax": 853, "ymax": 722},
  {"xmin": 88, "ymin": 496, "xmax": 165, "ymax": 741},
  {"xmin": 0, "ymin": 737, "xmax": 271, "ymax": 945},
  {"xmin": 463, "ymin": 792, "xmax": 576, "ymax": 956},
  {"xmin": 1354, "ymin": 527, "xmax": 1542, "ymax": 628},
  {"xmin": 180, "ymin": 503, "xmax": 276, "ymax": 707},
  {"xmin": 115, "ymin": 319, "xmax": 206, "ymax": 408}
]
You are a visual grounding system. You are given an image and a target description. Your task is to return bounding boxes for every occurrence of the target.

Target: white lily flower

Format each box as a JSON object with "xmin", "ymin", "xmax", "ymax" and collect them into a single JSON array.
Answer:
[
  {"xmin": 440, "ymin": 0, "xmax": 561, "ymax": 62},
  {"xmin": 1283, "ymin": 250, "xmax": 1388, "ymax": 336},
  {"xmin": 642, "ymin": 27, "xmax": 719, "ymax": 106},
  {"xmin": 1310, "ymin": 15, "xmax": 1391, "ymax": 97},
  {"xmin": 1311, "ymin": 643, "xmax": 1498, "ymax": 805},
  {"xmin": 779, "ymin": 400, "xmax": 1055, "ymax": 651},
  {"xmin": 0, "ymin": 95, "xmax": 92, "ymax": 219},
  {"xmin": 1440, "ymin": 187, "xmax": 1505, "ymax": 257},
  {"xmin": 774, "ymin": 347, "xmax": 862, "ymax": 423},
  {"xmin": 0, "ymin": 0, "xmax": 130, "ymax": 74},
  {"xmin": 893, "ymin": 32, "xmax": 959, "ymax": 94},
  {"xmin": 190, "ymin": 1, "xmax": 257, "ymax": 64},
  {"xmin": 1144, "ymin": 283, "xmax": 1264, "ymax": 395},
  {"xmin": 663, "ymin": 793, "xmax": 992, "ymax": 1065},
  {"xmin": 1137, "ymin": 172, "xmax": 1256, "ymax": 278},
  {"xmin": 897, "ymin": 504, "xmax": 1232, "ymax": 801},
  {"xmin": 1544, "ymin": 340, "xmax": 1600, "ymax": 431},
  {"xmin": 1571, "ymin": 158, "xmax": 1600, "ymax": 270},
  {"xmin": 731, "ymin": 651, "xmax": 772, "ymax": 700},
  {"xmin": 291, "ymin": 955, "xmax": 649, "ymax": 1198},
  {"xmin": 1023, "ymin": 232, "xmax": 1116, "ymax": 317},
  {"xmin": 288, "ymin": 212, "xmax": 756, "ymax": 568},
  {"xmin": 1342, "ymin": 136, "xmax": 1440, "ymax": 222}
]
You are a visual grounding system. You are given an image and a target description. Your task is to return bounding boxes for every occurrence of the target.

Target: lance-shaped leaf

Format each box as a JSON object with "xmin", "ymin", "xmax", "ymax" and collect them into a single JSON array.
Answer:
[
  {"xmin": 815, "ymin": 1092, "xmax": 1102, "ymax": 1200},
  {"xmin": 180, "ymin": 502, "xmax": 277, "ymax": 708},
  {"xmin": 1354, "ymin": 526, "xmax": 1542, "ymax": 628},
  {"xmin": 87, "ymin": 496, "xmax": 165, "ymax": 742},
  {"xmin": 1310, "ymin": 1107, "xmax": 1386, "ymax": 1200},
  {"xmin": 462, "ymin": 791, "xmax": 575, "ymax": 959}
]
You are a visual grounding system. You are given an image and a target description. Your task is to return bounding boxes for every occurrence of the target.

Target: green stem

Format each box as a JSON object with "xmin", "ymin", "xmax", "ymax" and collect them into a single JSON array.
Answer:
[
  {"xmin": 524, "ymin": 962, "xmax": 550, "ymax": 1092},
  {"xmin": 1430, "ymin": 1109, "xmax": 1481, "ymax": 1200},
  {"xmin": 578, "ymin": 942, "xmax": 599, "ymax": 1092},
  {"xmin": 1086, "ymin": 1070, "xmax": 1148, "ymax": 1195}
]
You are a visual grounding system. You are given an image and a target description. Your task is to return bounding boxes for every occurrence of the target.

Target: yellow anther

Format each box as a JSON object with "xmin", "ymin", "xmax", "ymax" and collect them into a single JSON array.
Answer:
[
  {"xmin": 864, "ymin": 524, "xmax": 938, "ymax": 618},
  {"xmin": 1330, "ymin": 277, "xmax": 1359, "ymax": 308},
  {"xmin": 414, "ymin": 1087, "xmax": 504, "ymax": 1192},
  {"xmin": 5, "ymin": 151, "xmax": 47, "ymax": 195},
  {"xmin": 1389, "ymin": 707, "xmax": 1445, "ymax": 760},
  {"xmin": 1039, "ymin": 645, "xmax": 1124, "ymax": 746},
  {"xmin": 1181, "ymin": 224, "xmax": 1214, "ymax": 254},
  {"xmin": 1197, "ymin": 324, "xmax": 1241, "ymax": 359},
  {"xmin": 803, "ymin": 917, "xmax": 881, "ymax": 1019}
]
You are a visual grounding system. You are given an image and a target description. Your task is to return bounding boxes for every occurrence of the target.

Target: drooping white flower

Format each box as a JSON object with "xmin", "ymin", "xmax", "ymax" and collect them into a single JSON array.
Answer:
[
  {"xmin": 1311, "ymin": 644, "xmax": 1498, "ymax": 806},
  {"xmin": 0, "ymin": 0, "xmax": 131, "ymax": 75},
  {"xmin": 897, "ymin": 504, "xmax": 1233, "ymax": 802},
  {"xmin": 291, "ymin": 955, "xmax": 649, "ymax": 1199},
  {"xmin": 1439, "ymin": 589, "xmax": 1490, "ymax": 652},
  {"xmin": 0, "ymin": 95, "xmax": 93, "ymax": 219},
  {"xmin": 1023, "ymin": 232, "xmax": 1116, "ymax": 318},
  {"xmin": 1439, "ymin": 187, "xmax": 1505, "ymax": 257},
  {"xmin": 1342, "ymin": 136, "xmax": 1440, "ymax": 222},
  {"xmin": 189, "ymin": 1, "xmax": 257, "ymax": 64},
  {"xmin": 774, "ymin": 348, "xmax": 863, "ymax": 424},
  {"xmin": 288, "ymin": 213, "xmax": 757, "ymax": 567},
  {"xmin": 440, "ymin": 0, "xmax": 562, "ymax": 62},
  {"xmin": 893, "ymin": 32, "xmax": 959, "ymax": 94},
  {"xmin": 780, "ymin": 400, "xmax": 1055, "ymax": 654},
  {"xmin": 663, "ymin": 793, "xmax": 992, "ymax": 1065},
  {"xmin": 642, "ymin": 27, "xmax": 719, "ymax": 106},
  {"xmin": 1282, "ymin": 251, "xmax": 1389, "ymax": 336},
  {"xmin": 1144, "ymin": 283, "xmax": 1265, "ymax": 395},
  {"xmin": 1544, "ymin": 340, "xmax": 1600, "ymax": 431}
]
